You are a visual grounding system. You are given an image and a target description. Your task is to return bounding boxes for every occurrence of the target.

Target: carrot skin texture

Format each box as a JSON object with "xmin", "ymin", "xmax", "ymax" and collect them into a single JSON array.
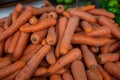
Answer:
[
  {"xmin": 108, "ymin": 41, "xmax": 120, "ymax": 52},
  {"xmin": 0, "ymin": 28, "xmax": 4, "ymax": 57},
  {"xmin": 62, "ymin": 11, "xmax": 71, "ymax": 18},
  {"xmin": 50, "ymin": 74, "xmax": 62, "ymax": 80},
  {"xmin": 39, "ymin": 12, "xmax": 48, "ymax": 21},
  {"xmin": 44, "ymin": 0, "xmax": 53, "ymax": 7},
  {"xmin": 62, "ymin": 72, "xmax": 74, "ymax": 80},
  {"xmin": 15, "ymin": 45, "xmax": 51, "ymax": 80},
  {"xmin": 79, "ymin": 5, "xmax": 95, "ymax": 11},
  {"xmin": 94, "ymin": 68, "xmax": 103, "ymax": 80},
  {"xmin": 29, "ymin": 16, "xmax": 38, "ymax": 25}
]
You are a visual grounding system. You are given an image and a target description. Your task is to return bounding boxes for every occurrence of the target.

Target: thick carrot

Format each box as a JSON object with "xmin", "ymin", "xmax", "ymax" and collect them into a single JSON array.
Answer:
[
  {"xmin": 56, "ymin": 68, "xmax": 68, "ymax": 75},
  {"xmin": 33, "ymin": 67, "xmax": 48, "ymax": 77},
  {"xmin": 39, "ymin": 12, "xmax": 48, "ymax": 21},
  {"xmin": 46, "ymin": 27, "xmax": 57, "ymax": 45},
  {"xmin": 89, "ymin": 46, "xmax": 99, "ymax": 54},
  {"xmin": 0, "ymin": 28, "xmax": 4, "ymax": 56},
  {"xmin": 67, "ymin": 8, "xmax": 96, "ymax": 22},
  {"xmin": 0, "ymin": 61, "xmax": 25, "ymax": 79},
  {"xmin": 79, "ymin": 5, "xmax": 95, "ymax": 11},
  {"xmin": 31, "ymin": 77, "xmax": 47, "ymax": 80},
  {"xmin": 0, "ymin": 10, "xmax": 32, "ymax": 42},
  {"xmin": 71, "ymin": 60, "xmax": 87, "ymax": 80},
  {"xmin": 94, "ymin": 68, "xmax": 103, "ymax": 80},
  {"xmin": 4, "ymin": 13, "xmax": 12, "ymax": 30},
  {"xmin": 20, "ymin": 44, "xmax": 42, "ymax": 63},
  {"xmin": 7, "ymin": 31, "xmax": 20, "ymax": 54},
  {"xmin": 50, "ymin": 74, "xmax": 62, "ymax": 80},
  {"xmin": 104, "ymin": 62, "xmax": 120, "ymax": 79},
  {"xmin": 31, "ymin": 29, "xmax": 48, "ymax": 44},
  {"xmin": 48, "ymin": 48, "xmax": 82, "ymax": 74},
  {"xmin": 15, "ymin": 45, "xmax": 51, "ymax": 80},
  {"xmin": 39, "ymin": 59, "xmax": 50, "ymax": 67},
  {"xmin": 41, "ymin": 38, "xmax": 47, "ymax": 46},
  {"xmin": 56, "ymin": 5, "xmax": 64, "ymax": 14},
  {"xmin": 29, "ymin": 16, "xmax": 38, "ymax": 25},
  {"xmin": 60, "ymin": 16, "xmax": 79, "ymax": 55},
  {"xmin": 88, "ymin": 9, "xmax": 115, "ymax": 18},
  {"xmin": 80, "ymin": 45, "xmax": 97, "ymax": 69},
  {"xmin": 62, "ymin": 11, "xmax": 71, "ymax": 18},
  {"xmin": 20, "ymin": 18, "xmax": 57, "ymax": 32},
  {"xmin": 48, "ymin": 12, "xmax": 58, "ymax": 19},
  {"xmin": 72, "ymin": 33, "xmax": 111, "ymax": 46},
  {"xmin": 46, "ymin": 48, "xmax": 56, "ymax": 65},
  {"xmin": 98, "ymin": 53, "xmax": 119, "ymax": 64},
  {"xmin": 0, "ymin": 57, "xmax": 12, "ymax": 69},
  {"xmin": 13, "ymin": 31, "xmax": 29, "ymax": 61},
  {"xmin": 55, "ymin": 17, "xmax": 68, "ymax": 57},
  {"xmin": 81, "ymin": 21, "xmax": 93, "ymax": 33},
  {"xmin": 62, "ymin": 72, "xmax": 74, "ymax": 80},
  {"xmin": 115, "ymin": 61, "xmax": 120, "ymax": 68}
]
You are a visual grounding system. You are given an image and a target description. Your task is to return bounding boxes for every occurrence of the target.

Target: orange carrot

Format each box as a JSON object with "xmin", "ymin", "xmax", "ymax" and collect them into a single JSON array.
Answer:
[
  {"xmin": 80, "ymin": 45, "xmax": 97, "ymax": 69},
  {"xmin": 94, "ymin": 68, "xmax": 103, "ymax": 80},
  {"xmin": 15, "ymin": 45, "xmax": 51, "ymax": 80},
  {"xmin": 0, "ymin": 10, "xmax": 32, "ymax": 42},
  {"xmin": 31, "ymin": 29, "xmax": 48, "ymax": 44},
  {"xmin": 60, "ymin": 16, "xmax": 79, "ymax": 55},
  {"xmin": 33, "ymin": 67, "xmax": 48, "ymax": 77},
  {"xmin": 4, "ymin": 13, "xmax": 12, "ymax": 30},
  {"xmin": 89, "ymin": 46, "xmax": 99, "ymax": 54},
  {"xmin": 31, "ymin": 77, "xmax": 47, "ymax": 80},
  {"xmin": 71, "ymin": 60, "xmax": 87, "ymax": 80},
  {"xmin": 20, "ymin": 18, "xmax": 57, "ymax": 32},
  {"xmin": 56, "ymin": 5, "xmax": 64, "ymax": 14},
  {"xmin": 62, "ymin": 11, "xmax": 71, "ymax": 18},
  {"xmin": 104, "ymin": 62, "xmax": 120, "ymax": 79},
  {"xmin": 56, "ymin": 68, "xmax": 68, "ymax": 75},
  {"xmin": 62, "ymin": 72, "xmax": 74, "ymax": 80},
  {"xmin": 81, "ymin": 21, "xmax": 93, "ymax": 33},
  {"xmin": 67, "ymin": 8, "xmax": 96, "ymax": 22},
  {"xmin": 48, "ymin": 48, "xmax": 82, "ymax": 74},
  {"xmin": 55, "ymin": 17, "xmax": 68, "ymax": 57},
  {"xmin": 7, "ymin": 31, "xmax": 20, "ymax": 54},
  {"xmin": 72, "ymin": 33, "xmax": 111, "ymax": 46},
  {"xmin": 0, "ymin": 17, "xmax": 7, "ymax": 23},
  {"xmin": 46, "ymin": 27, "xmax": 57, "ymax": 45},
  {"xmin": 48, "ymin": 12, "xmax": 58, "ymax": 19},
  {"xmin": 0, "ymin": 61, "xmax": 25, "ymax": 79},
  {"xmin": 50, "ymin": 74, "xmax": 62, "ymax": 80},
  {"xmin": 39, "ymin": 12, "xmax": 48, "ymax": 21},
  {"xmin": 98, "ymin": 53, "xmax": 119, "ymax": 64},
  {"xmin": 79, "ymin": 5, "xmax": 95, "ymax": 11},
  {"xmin": 0, "ymin": 28, "xmax": 4, "ymax": 56},
  {"xmin": 46, "ymin": 48, "xmax": 56, "ymax": 65},
  {"xmin": 13, "ymin": 31, "xmax": 29, "ymax": 61},
  {"xmin": 41, "ymin": 39, "xmax": 47, "ymax": 46},
  {"xmin": 88, "ymin": 9, "xmax": 115, "ymax": 18},
  {"xmin": 29, "ymin": 16, "xmax": 38, "ymax": 25},
  {"xmin": 44, "ymin": 0, "xmax": 53, "ymax": 7}
]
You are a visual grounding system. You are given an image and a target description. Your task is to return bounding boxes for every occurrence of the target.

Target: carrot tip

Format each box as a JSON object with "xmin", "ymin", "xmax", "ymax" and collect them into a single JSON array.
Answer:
[{"xmin": 90, "ymin": 65, "xmax": 96, "ymax": 69}]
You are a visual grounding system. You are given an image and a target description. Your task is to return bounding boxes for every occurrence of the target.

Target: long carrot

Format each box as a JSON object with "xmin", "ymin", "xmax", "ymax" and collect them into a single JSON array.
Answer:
[
  {"xmin": 62, "ymin": 72, "xmax": 74, "ymax": 80},
  {"xmin": 71, "ymin": 60, "xmax": 87, "ymax": 80},
  {"xmin": 56, "ymin": 5, "xmax": 64, "ymax": 14},
  {"xmin": 15, "ymin": 45, "xmax": 51, "ymax": 80},
  {"xmin": 0, "ymin": 61, "xmax": 25, "ymax": 79},
  {"xmin": 67, "ymin": 8, "xmax": 96, "ymax": 22},
  {"xmin": 44, "ymin": 0, "xmax": 53, "ymax": 7},
  {"xmin": 48, "ymin": 48, "xmax": 82, "ymax": 74},
  {"xmin": 62, "ymin": 11, "xmax": 71, "ymax": 18},
  {"xmin": 48, "ymin": 12, "xmax": 58, "ymax": 19},
  {"xmin": 79, "ymin": 5, "xmax": 95, "ymax": 11},
  {"xmin": 29, "ymin": 16, "xmax": 38, "ymax": 25},
  {"xmin": 50, "ymin": 74, "xmax": 62, "ymax": 80},
  {"xmin": 80, "ymin": 45, "xmax": 97, "ymax": 69},
  {"xmin": 60, "ymin": 16, "xmax": 79, "ymax": 55},
  {"xmin": 31, "ymin": 29, "xmax": 48, "ymax": 44},
  {"xmin": 46, "ymin": 27, "xmax": 57, "ymax": 45},
  {"xmin": 39, "ymin": 12, "xmax": 48, "ymax": 21},
  {"xmin": 20, "ymin": 18, "xmax": 57, "ymax": 32},
  {"xmin": 0, "ymin": 28, "xmax": 4, "ymax": 57}
]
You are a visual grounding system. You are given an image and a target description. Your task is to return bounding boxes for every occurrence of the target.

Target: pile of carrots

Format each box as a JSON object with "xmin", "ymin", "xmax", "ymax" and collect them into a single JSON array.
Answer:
[{"xmin": 0, "ymin": 0, "xmax": 120, "ymax": 80}]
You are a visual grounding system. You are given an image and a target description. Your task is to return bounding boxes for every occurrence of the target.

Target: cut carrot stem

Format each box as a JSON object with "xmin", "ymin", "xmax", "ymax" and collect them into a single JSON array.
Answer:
[
  {"xmin": 89, "ymin": 46, "xmax": 99, "ymax": 54},
  {"xmin": 56, "ymin": 5, "xmax": 64, "ymax": 14},
  {"xmin": 48, "ymin": 12, "xmax": 58, "ymax": 19}
]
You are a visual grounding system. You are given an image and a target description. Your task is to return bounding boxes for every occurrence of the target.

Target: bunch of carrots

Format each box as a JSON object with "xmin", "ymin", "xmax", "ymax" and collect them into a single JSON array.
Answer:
[{"xmin": 0, "ymin": 0, "xmax": 120, "ymax": 80}]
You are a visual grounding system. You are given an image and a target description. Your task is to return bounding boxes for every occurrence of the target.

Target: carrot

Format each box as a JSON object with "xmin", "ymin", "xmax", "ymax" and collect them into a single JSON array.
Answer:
[
  {"xmin": 41, "ymin": 39, "xmax": 47, "ymax": 46},
  {"xmin": 56, "ymin": 68, "xmax": 68, "ymax": 75},
  {"xmin": 88, "ymin": 9, "xmax": 115, "ymax": 18},
  {"xmin": 72, "ymin": 33, "xmax": 111, "ymax": 46},
  {"xmin": 98, "ymin": 16, "xmax": 120, "ymax": 39},
  {"xmin": 15, "ymin": 45, "xmax": 51, "ymax": 80},
  {"xmin": 80, "ymin": 45, "xmax": 97, "ymax": 69},
  {"xmin": 90, "ymin": 22, "xmax": 101, "ymax": 28},
  {"xmin": 56, "ymin": 5, "xmax": 64, "ymax": 14},
  {"xmin": 115, "ymin": 61, "xmax": 120, "ymax": 68},
  {"xmin": 4, "ymin": 13, "xmax": 12, "ymax": 30},
  {"xmin": 0, "ymin": 17, "xmax": 7, "ymax": 23},
  {"xmin": 13, "ymin": 31, "xmax": 29, "ymax": 61},
  {"xmin": 62, "ymin": 72, "xmax": 74, "ymax": 80},
  {"xmin": 39, "ymin": 12, "xmax": 48, "ymax": 21},
  {"xmin": 104, "ymin": 62, "xmax": 120, "ymax": 79},
  {"xmin": 31, "ymin": 77, "xmax": 47, "ymax": 80},
  {"xmin": 94, "ymin": 68, "xmax": 103, "ymax": 80},
  {"xmin": 67, "ymin": 8, "xmax": 96, "ymax": 22},
  {"xmin": 39, "ymin": 59, "xmax": 50, "ymax": 67},
  {"xmin": 50, "ymin": 74, "xmax": 62, "ymax": 80},
  {"xmin": 0, "ymin": 57, "xmax": 12, "ymax": 69},
  {"xmin": 46, "ymin": 27, "xmax": 57, "ymax": 45},
  {"xmin": 48, "ymin": 48, "xmax": 82, "ymax": 74},
  {"xmin": 7, "ymin": 31, "xmax": 20, "ymax": 54},
  {"xmin": 0, "ymin": 10, "xmax": 32, "ymax": 42},
  {"xmin": 0, "ymin": 28, "xmax": 4, "ymax": 56},
  {"xmin": 29, "ymin": 16, "xmax": 38, "ymax": 25},
  {"xmin": 62, "ymin": 11, "xmax": 71, "ymax": 18},
  {"xmin": 89, "ymin": 46, "xmax": 99, "ymax": 54},
  {"xmin": 71, "ymin": 60, "xmax": 87, "ymax": 80},
  {"xmin": 33, "ymin": 67, "xmax": 48, "ymax": 77},
  {"xmin": 0, "ymin": 61, "xmax": 25, "ymax": 79},
  {"xmin": 12, "ymin": 3, "xmax": 24, "ymax": 22},
  {"xmin": 55, "ymin": 17, "xmax": 68, "ymax": 57},
  {"xmin": 20, "ymin": 44, "xmax": 42, "ymax": 63},
  {"xmin": 46, "ymin": 48, "xmax": 56, "ymax": 65},
  {"xmin": 81, "ymin": 21, "xmax": 93, "ymax": 33},
  {"xmin": 48, "ymin": 12, "xmax": 58, "ymax": 19},
  {"xmin": 31, "ymin": 29, "xmax": 48, "ymax": 44},
  {"xmin": 44, "ymin": 0, "xmax": 53, "ymax": 7},
  {"xmin": 60, "ymin": 16, "xmax": 79, "ymax": 55},
  {"xmin": 79, "ymin": 5, "xmax": 95, "ymax": 11},
  {"xmin": 98, "ymin": 53, "xmax": 119, "ymax": 64},
  {"xmin": 20, "ymin": 18, "xmax": 57, "ymax": 32}
]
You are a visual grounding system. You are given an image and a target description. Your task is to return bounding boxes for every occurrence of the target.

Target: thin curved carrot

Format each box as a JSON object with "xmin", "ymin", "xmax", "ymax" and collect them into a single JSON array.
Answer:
[
  {"xmin": 56, "ymin": 5, "xmax": 64, "ymax": 14},
  {"xmin": 39, "ymin": 13, "xmax": 48, "ymax": 21},
  {"xmin": 44, "ymin": 0, "xmax": 53, "ymax": 7},
  {"xmin": 50, "ymin": 74, "xmax": 62, "ymax": 80},
  {"xmin": 48, "ymin": 12, "xmax": 58, "ymax": 19},
  {"xmin": 0, "ymin": 28, "xmax": 4, "ymax": 57},
  {"xmin": 62, "ymin": 11, "xmax": 71, "ymax": 18},
  {"xmin": 79, "ymin": 5, "xmax": 95, "ymax": 11},
  {"xmin": 62, "ymin": 72, "xmax": 74, "ymax": 80},
  {"xmin": 29, "ymin": 16, "xmax": 38, "ymax": 25}
]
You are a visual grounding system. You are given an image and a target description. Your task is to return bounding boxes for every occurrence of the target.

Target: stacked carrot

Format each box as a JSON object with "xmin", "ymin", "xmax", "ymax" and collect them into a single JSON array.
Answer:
[{"xmin": 0, "ymin": 0, "xmax": 120, "ymax": 80}]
